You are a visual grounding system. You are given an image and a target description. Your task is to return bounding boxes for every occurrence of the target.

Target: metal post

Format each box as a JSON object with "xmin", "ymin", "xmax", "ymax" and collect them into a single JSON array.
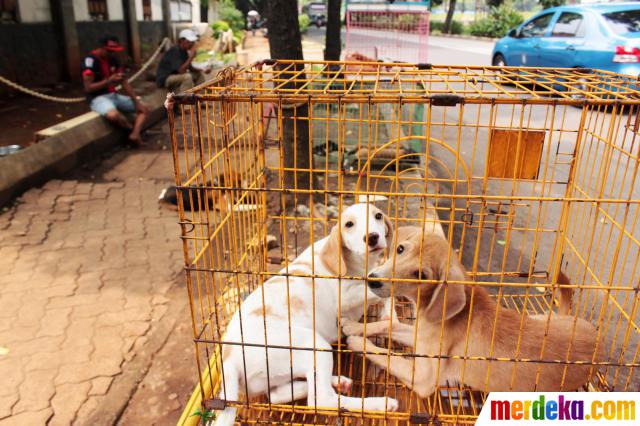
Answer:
[
  {"xmin": 50, "ymin": 0, "xmax": 81, "ymax": 83},
  {"xmin": 123, "ymin": 0, "xmax": 141, "ymax": 65},
  {"xmin": 162, "ymin": 0, "xmax": 173, "ymax": 40}
]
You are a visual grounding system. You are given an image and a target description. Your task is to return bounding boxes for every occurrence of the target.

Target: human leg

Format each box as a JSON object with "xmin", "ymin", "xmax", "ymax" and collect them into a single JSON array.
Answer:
[
  {"xmin": 191, "ymin": 71, "xmax": 205, "ymax": 87},
  {"xmin": 91, "ymin": 94, "xmax": 131, "ymax": 130},
  {"xmin": 113, "ymin": 94, "xmax": 148, "ymax": 146},
  {"xmin": 165, "ymin": 73, "xmax": 194, "ymax": 93}
]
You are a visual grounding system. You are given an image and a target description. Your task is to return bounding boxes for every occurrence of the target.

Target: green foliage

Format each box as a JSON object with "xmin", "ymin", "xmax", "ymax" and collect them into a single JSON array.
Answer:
[
  {"xmin": 220, "ymin": 0, "xmax": 245, "ymax": 32},
  {"xmin": 211, "ymin": 20, "xmax": 231, "ymax": 38},
  {"xmin": 194, "ymin": 48, "xmax": 213, "ymax": 63},
  {"xmin": 397, "ymin": 13, "xmax": 422, "ymax": 31},
  {"xmin": 468, "ymin": 2, "xmax": 524, "ymax": 38},
  {"xmin": 430, "ymin": 19, "xmax": 464, "ymax": 35},
  {"xmin": 299, "ymin": 14, "xmax": 310, "ymax": 34},
  {"xmin": 539, "ymin": 0, "xmax": 565, "ymax": 9},
  {"xmin": 191, "ymin": 408, "xmax": 216, "ymax": 421},
  {"xmin": 233, "ymin": 29, "xmax": 244, "ymax": 45}
]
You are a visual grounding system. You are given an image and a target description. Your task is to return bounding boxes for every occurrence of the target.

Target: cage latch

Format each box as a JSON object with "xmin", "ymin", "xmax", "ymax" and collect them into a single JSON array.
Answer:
[
  {"xmin": 461, "ymin": 208, "xmax": 474, "ymax": 226},
  {"xmin": 574, "ymin": 67, "xmax": 593, "ymax": 74},
  {"xmin": 410, "ymin": 413, "xmax": 440, "ymax": 425},
  {"xmin": 417, "ymin": 63, "xmax": 433, "ymax": 70},
  {"xmin": 203, "ymin": 398, "xmax": 226, "ymax": 410},
  {"xmin": 430, "ymin": 94, "xmax": 462, "ymax": 107},
  {"xmin": 172, "ymin": 93, "xmax": 199, "ymax": 105}
]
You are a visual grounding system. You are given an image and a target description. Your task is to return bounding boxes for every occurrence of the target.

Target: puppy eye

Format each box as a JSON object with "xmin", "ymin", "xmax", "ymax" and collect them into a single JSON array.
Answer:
[
  {"xmin": 396, "ymin": 245, "xmax": 404, "ymax": 254},
  {"xmin": 375, "ymin": 212, "xmax": 383, "ymax": 220},
  {"xmin": 413, "ymin": 270, "xmax": 421, "ymax": 279},
  {"xmin": 345, "ymin": 221, "xmax": 354, "ymax": 228}
]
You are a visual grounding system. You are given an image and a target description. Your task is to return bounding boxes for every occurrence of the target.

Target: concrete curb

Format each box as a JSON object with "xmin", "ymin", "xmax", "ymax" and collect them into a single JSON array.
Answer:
[
  {"xmin": 0, "ymin": 90, "xmax": 167, "ymax": 207},
  {"xmin": 431, "ymin": 33, "xmax": 498, "ymax": 42}
]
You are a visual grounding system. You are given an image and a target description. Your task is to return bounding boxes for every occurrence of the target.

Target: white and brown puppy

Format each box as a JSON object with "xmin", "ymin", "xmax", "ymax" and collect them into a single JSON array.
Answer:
[
  {"xmin": 214, "ymin": 203, "xmax": 399, "ymax": 426},
  {"xmin": 343, "ymin": 227, "xmax": 600, "ymax": 396}
]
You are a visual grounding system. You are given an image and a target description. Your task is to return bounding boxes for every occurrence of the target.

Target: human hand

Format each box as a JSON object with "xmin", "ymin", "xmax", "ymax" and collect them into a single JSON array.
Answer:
[{"xmin": 108, "ymin": 73, "xmax": 124, "ymax": 84}]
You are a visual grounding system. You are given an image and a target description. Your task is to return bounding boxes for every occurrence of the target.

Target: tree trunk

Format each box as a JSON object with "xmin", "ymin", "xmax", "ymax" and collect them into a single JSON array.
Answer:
[
  {"xmin": 266, "ymin": 0, "xmax": 316, "ymax": 208},
  {"xmin": 443, "ymin": 0, "xmax": 457, "ymax": 34},
  {"xmin": 324, "ymin": 0, "xmax": 341, "ymax": 61}
]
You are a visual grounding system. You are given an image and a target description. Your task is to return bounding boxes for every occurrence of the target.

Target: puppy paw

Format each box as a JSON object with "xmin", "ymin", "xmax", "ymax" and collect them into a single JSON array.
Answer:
[
  {"xmin": 346, "ymin": 335, "xmax": 365, "ymax": 352},
  {"xmin": 365, "ymin": 396, "xmax": 399, "ymax": 412},
  {"xmin": 386, "ymin": 397, "xmax": 399, "ymax": 412},
  {"xmin": 331, "ymin": 375, "xmax": 353, "ymax": 394},
  {"xmin": 341, "ymin": 318, "xmax": 364, "ymax": 336},
  {"xmin": 346, "ymin": 335, "xmax": 378, "ymax": 355}
]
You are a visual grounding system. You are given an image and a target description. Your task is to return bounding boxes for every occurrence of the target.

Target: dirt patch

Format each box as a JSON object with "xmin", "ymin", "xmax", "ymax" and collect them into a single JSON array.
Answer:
[{"xmin": 0, "ymin": 85, "xmax": 88, "ymax": 148}]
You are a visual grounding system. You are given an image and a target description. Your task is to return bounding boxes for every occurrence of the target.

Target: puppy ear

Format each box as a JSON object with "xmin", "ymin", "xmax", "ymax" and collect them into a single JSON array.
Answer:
[
  {"xmin": 424, "ymin": 261, "xmax": 467, "ymax": 323},
  {"xmin": 383, "ymin": 213, "xmax": 394, "ymax": 248},
  {"xmin": 320, "ymin": 224, "xmax": 347, "ymax": 276}
]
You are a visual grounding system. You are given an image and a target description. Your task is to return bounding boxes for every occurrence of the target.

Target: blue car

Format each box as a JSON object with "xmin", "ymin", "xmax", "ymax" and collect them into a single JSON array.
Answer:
[{"xmin": 492, "ymin": 2, "xmax": 640, "ymax": 77}]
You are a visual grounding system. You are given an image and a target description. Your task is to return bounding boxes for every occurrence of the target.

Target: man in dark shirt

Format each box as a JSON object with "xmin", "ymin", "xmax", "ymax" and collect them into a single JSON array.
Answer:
[
  {"xmin": 156, "ymin": 29, "xmax": 208, "ymax": 93},
  {"xmin": 81, "ymin": 35, "xmax": 150, "ymax": 146}
]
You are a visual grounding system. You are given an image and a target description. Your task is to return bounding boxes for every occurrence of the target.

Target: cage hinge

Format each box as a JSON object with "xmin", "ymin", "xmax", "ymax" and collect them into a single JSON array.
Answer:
[
  {"xmin": 410, "ymin": 413, "xmax": 440, "ymax": 425},
  {"xmin": 430, "ymin": 94, "xmax": 462, "ymax": 107},
  {"xmin": 203, "ymin": 398, "xmax": 226, "ymax": 410},
  {"xmin": 172, "ymin": 93, "xmax": 199, "ymax": 105},
  {"xmin": 417, "ymin": 63, "xmax": 433, "ymax": 70},
  {"xmin": 461, "ymin": 208, "xmax": 474, "ymax": 226}
]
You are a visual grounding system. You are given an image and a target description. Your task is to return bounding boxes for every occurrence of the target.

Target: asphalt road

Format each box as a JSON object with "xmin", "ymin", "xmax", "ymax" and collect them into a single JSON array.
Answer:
[{"xmin": 305, "ymin": 26, "xmax": 492, "ymax": 65}]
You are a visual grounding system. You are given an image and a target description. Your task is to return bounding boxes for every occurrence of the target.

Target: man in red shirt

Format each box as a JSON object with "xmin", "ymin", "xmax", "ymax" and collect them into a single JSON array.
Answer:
[{"xmin": 81, "ymin": 36, "xmax": 150, "ymax": 146}]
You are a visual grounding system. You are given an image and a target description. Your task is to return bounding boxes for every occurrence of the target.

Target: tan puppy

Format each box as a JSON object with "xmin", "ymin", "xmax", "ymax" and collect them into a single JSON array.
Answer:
[{"xmin": 342, "ymin": 227, "xmax": 600, "ymax": 396}]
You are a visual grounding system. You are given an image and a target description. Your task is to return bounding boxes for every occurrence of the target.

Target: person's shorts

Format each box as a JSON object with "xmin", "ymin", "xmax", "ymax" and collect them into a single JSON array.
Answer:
[{"xmin": 89, "ymin": 93, "xmax": 136, "ymax": 116}]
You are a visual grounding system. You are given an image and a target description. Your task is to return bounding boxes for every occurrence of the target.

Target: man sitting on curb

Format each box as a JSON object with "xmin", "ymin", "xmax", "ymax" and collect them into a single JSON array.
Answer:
[
  {"xmin": 156, "ymin": 29, "xmax": 209, "ymax": 94},
  {"xmin": 81, "ymin": 35, "xmax": 150, "ymax": 146}
]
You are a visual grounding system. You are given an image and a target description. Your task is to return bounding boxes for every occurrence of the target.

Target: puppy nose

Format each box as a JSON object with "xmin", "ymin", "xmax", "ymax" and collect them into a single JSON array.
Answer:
[
  {"xmin": 367, "ymin": 273, "xmax": 383, "ymax": 289},
  {"xmin": 364, "ymin": 232, "xmax": 379, "ymax": 247}
]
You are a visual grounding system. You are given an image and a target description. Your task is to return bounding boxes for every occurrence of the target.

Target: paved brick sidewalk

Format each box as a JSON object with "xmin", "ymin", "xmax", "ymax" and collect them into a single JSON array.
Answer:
[{"xmin": 0, "ymin": 149, "xmax": 183, "ymax": 425}]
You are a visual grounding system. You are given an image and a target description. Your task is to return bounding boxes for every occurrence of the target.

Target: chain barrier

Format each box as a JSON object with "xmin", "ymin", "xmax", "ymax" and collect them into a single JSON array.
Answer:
[{"xmin": 0, "ymin": 37, "xmax": 171, "ymax": 103}]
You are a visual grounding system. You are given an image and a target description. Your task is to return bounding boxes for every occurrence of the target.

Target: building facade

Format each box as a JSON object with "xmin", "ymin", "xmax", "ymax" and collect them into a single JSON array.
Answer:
[{"xmin": 0, "ymin": 0, "xmax": 205, "ymax": 91}]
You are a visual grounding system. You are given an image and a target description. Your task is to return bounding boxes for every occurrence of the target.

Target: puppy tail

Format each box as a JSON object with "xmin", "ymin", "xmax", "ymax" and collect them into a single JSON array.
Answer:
[
  {"xmin": 213, "ymin": 364, "xmax": 239, "ymax": 426},
  {"xmin": 556, "ymin": 270, "xmax": 573, "ymax": 316}
]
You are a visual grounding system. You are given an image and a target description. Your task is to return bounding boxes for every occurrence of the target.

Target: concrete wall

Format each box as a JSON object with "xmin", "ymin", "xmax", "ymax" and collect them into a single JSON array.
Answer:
[
  {"xmin": 134, "ymin": 0, "xmax": 163, "ymax": 21},
  {"xmin": 18, "ymin": 0, "xmax": 52, "ymax": 22},
  {"xmin": 139, "ymin": 21, "xmax": 166, "ymax": 58},
  {"xmin": 76, "ymin": 21, "xmax": 129, "ymax": 58},
  {"xmin": 0, "ymin": 23, "xmax": 63, "ymax": 85},
  {"xmin": 107, "ymin": 0, "xmax": 124, "ymax": 21},
  {"xmin": 1, "ymin": 0, "xmax": 203, "ymax": 91},
  {"xmin": 135, "ymin": 0, "xmax": 143, "ymax": 20},
  {"xmin": 151, "ymin": 0, "xmax": 163, "ymax": 21},
  {"xmin": 16, "ymin": 0, "xmax": 202, "ymax": 23},
  {"xmin": 191, "ymin": 0, "xmax": 200, "ymax": 23},
  {"xmin": 72, "ymin": 0, "xmax": 128, "ymax": 22},
  {"xmin": 72, "ymin": 0, "xmax": 90, "ymax": 21}
]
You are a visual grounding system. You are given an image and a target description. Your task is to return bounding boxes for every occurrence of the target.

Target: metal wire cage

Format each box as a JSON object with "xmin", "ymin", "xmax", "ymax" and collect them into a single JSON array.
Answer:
[{"xmin": 171, "ymin": 60, "xmax": 640, "ymax": 425}]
